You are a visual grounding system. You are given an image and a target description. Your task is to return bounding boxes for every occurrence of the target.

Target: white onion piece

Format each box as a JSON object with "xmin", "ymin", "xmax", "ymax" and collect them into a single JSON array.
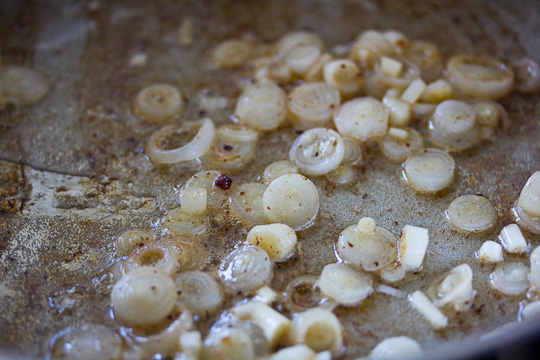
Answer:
[
  {"xmin": 476, "ymin": 241, "xmax": 504, "ymax": 263},
  {"xmin": 342, "ymin": 137, "xmax": 363, "ymax": 165},
  {"xmin": 379, "ymin": 263, "xmax": 406, "ymax": 283},
  {"xmin": 408, "ymin": 290, "xmax": 448, "ymax": 329},
  {"xmin": 383, "ymin": 30, "xmax": 409, "ymax": 51},
  {"xmin": 234, "ymin": 82, "xmax": 287, "ymax": 131},
  {"xmin": 182, "ymin": 170, "xmax": 230, "ymax": 208},
  {"xmin": 231, "ymin": 301, "xmax": 292, "ymax": 348},
  {"xmin": 123, "ymin": 242, "xmax": 180, "ymax": 276},
  {"xmin": 305, "ymin": 53, "xmax": 333, "ymax": 83},
  {"xmin": 285, "ymin": 45, "xmax": 322, "ymax": 76},
  {"xmin": 164, "ymin": 207, "xmax": 207, "ymax": 235},
  {"xmin": 180, "ymin": 186, "xmax": 207, "ymax": 215},
  {"xmin": 219, "ymin": 245, "xmax": 272, "ymax": 291},
  {"xmin": 336, "ymin": 217, "xmax": 398, "ymax": 271},
  {"xmin": 318, "ymin": 263, "xmax": 373, "ymax": 306},
  {"xmin": 288, "ymin": 82, "xmax": 341, "ymax": 129},
  {"xmin": 271, "ymin": 344, "xmax": 316, "ymax": 360},
  {"xmin": 399, "ymin": 224, "xmax": 429, "ymax": 270},
  {"xmin": 174, "ymin": 271, "xmax": 222, "ymax": 316},
  {"xmin": 0, "ymin": 65, "xmax": 50, "ymax": 106},
  {"xmin": 421, "ymin": 79, "xmax": 454, "ymax": 103},
  {"xmin": 134, "ymin": 83, "xmax": 184, "ymax": 123},
  {"xmin": 382, "ymin": 94, "xmax": 411, "ymax": 127},
  {"xmin": 115, "ymin": 230, "xmax": 154, "ymax": 257},
  {"xmin": 499, "ymin": 224, "xmax": 528, "ymax": 254},
  {"xmin": 323, "ymin": 59, "xmax": 362, "ymax": 96},
  {"xmin": 518, "ymin": 171, "xmax": 540, "ymax": 219},
  {"xmin": 490, "ymin": 262, "xmax": 529, "ymax": 295},
  {"xmin": 404, "ymin": 148, "xmax": 455, "ymax": 193},
  {"xmin": 531, "ymin": 246, "xmax": 540, "ymax": 289},
  {"xmin": 146, "ymin": 118, "xmax": 216, "ymax": 164},
  {"xmin": 472, "ymin": 99, "xmax": 503, "ymax": 134},
  {"xmin": 262, "ymin": 160, "xmax": 299, "ymax": 184},
  {"xmin": 255, "ymin": 285, "xmax": 278, "ymax": 304},
  {"xmin": 169, "ymin": 238, "xmax": 207, "ymax": 272},
  {"xmin": 380, "ymin": 56, "xmax": 403, "ymax": 78},
  {"xmin": 201, "ymin": 328, "xmax": 255, "ymax": 360},
  {"xmin": 446, "ymin": 55, "xmax": 514, "ymax": 99},
  {"xmin": 180, "ymin": 331, "xmax": 203, "ymax": 360},
  {"xmin": 289, "ymin": 128, "xmax": 345, "ymax": 175},
  {"xmin": 404, "ymin": 41, "xmax": 443, "ymax": 82},
  {"xmin": 48, "ymin": 325, "xmax": 122, "ymax": 360},
  {"xmin": 369, "ymin": 336, "xmax": 422, "ymax": 360},
  {"xmin": 212, "ymin": 39, "xmax": 252, "ymax": 69},
  {"xmin": 446, "ymin": 195, "xmax": 497, "ymax": 233},
  {"xmin": 431, "ymin": 264, "xmax": 475, "ymax": 310},
  {"xmin": 326, "ymin": 165, "xmax": 356, "ymax": 185},
  {"xmin": 285, "ymin": 276, "xmax": 327, "ymax": 313},
  {"xmin": 428, "ymin": 100, "xmax": 479, "ymax": 151},
  {"xmin": 290, "ymin": 308, "xmax": 343, "ymax": 356},
  {"xmin": 111, "ymin": 266, "xmax": 177, "ymax": 326},
  {"xmin": 199, "ymin": 124, "xmax": 258, "ymax": 171},
  {"xmin": 511, "ymin": 57, "xmax": 540, "ymax": 93},
  {"xmin": 372, "ymin": 57, "xmax": 421, "ymax": 91},
  {"xmin": 350, "ymin": 30, "xmax": 393, "ymax": 69},
  {"xmin": 412, "ymin": 102, "xmax": 436, "ymax": 121},
  {"xmin": 521, "ymin": 301, "xmax": 540, "ymax": 321},
  {"xmin": 246, "ymin": 223, "xmax": 297, "ymax": 261},
  {"xmin": 334, "ymin": 97, "xmax": 389, "ymax": 141},
  {"xmin": 379, "ymin": 127, "xmax": 423, "ymax": 163},
  {"xmin": 275, "ymin": 32, "xmax": 324, "ymax": 59},
  {"xmin": 230, "ymin": 182, "xmax": 267, "ymax": 224},
  {"xmin": 263, "ymin": 174, "xmax": 319, "ymax": 231}
]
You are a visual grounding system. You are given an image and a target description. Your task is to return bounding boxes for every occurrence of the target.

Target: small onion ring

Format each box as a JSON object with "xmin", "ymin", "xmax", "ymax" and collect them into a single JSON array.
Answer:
[
  {"xmin": 289, "ymin": 128, "xmax": 345, "ymax": 175},
  {"xmin": 511, "ymin": 57, "xmax": 540, "ymax": 93},
  {"xmin": 446, "ymin": 195, "xmax": 497, "ymax": 233},
  {"xmin": 145, "ymin": 118, "xmax": 216, "ymax": 164},
  {"xmin": 403, "ymin": 148, "xmax": 455, "ymax": 193},
  {"xmin": 490, "ymin": 262, "xmax": 530, "ymax": 295}
]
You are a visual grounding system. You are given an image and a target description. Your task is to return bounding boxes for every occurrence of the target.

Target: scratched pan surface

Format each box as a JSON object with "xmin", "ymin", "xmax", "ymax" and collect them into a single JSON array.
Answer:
[{"xmin": 0, "ymin": 0, "xmax": 540, "ymax": 359}]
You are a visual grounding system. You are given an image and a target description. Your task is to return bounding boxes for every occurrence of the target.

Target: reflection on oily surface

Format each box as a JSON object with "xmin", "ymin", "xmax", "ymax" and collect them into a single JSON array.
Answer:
[{"xmin": 0, "ymin": 0, "xmax": 540, "ymax": 358}]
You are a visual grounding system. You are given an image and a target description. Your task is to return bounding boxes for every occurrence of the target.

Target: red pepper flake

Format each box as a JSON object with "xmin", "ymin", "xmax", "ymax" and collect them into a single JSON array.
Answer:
[{"xmin": 215, "ymin": 173, "xmax": 232, "ymax": 190}]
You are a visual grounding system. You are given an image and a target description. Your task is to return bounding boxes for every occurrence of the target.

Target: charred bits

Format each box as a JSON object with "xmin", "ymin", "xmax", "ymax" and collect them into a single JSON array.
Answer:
[{"xmin": 215, "ymin": 173, "xmax": 233, "ymax": 190}]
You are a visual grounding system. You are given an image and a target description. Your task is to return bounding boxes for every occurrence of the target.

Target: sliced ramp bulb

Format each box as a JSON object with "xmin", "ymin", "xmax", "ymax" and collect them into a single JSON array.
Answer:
[
  {"xmin": 134, "ymin": 83, "xmax": 184, "ymax": 123},
  {"xmin": 446, "ymin": 195, "xmax": 497, "ymax": 233},
  {"xmin": 516, "ymin": 171, "xmax": 540, "ymax": 233},
  {"xmin": 399, "ymin": 224, "xmax": 429, "ymax": 270},
  {"xmin": 289, "ymin": 128, "xmax": 345, "ymax": 175},
  {"xmin": 511, "ymin": 57, "xmax": 540, "ymax": 93},
  {"xmin": 400, "ymin": 78, "xmax": 427, "ymax": 105},
  {"xmin": 288, "ymin": 82, "xmax": 341, "ymax": 129},
  {"xmin": 123, "ymin": 242, "xmax": 180, "ymax": 276},
  {"xmin": 499, "ymin": 224, "xmax": 528, "ymax": 254},
  {"xmin": 271, "ymin": 344, "xmax": 316, "ymax": 360},
  {"xmin": 145, "ymin": 118, "xmax": 216, "ymax": 164},
  {"xmin": 476, "ymin": 241, "xmax": 504, "ymax": 263},
  {"xmin": 115, "ymin": 230, "xmax": 154, "ymax": 257},
  {"xmin": 323, "ymin": 59, "xmax": 362, "ymax": 96},
  {"xmin": 490, "ymin": 262, "xmax": 529, "ymax": 295},
  {"xmin": 0, "ymin": 65, "xmax": 49, "ymax": 106},
  {"xmin": 182, "ymin": 170, "xmax": 229, "ymax": 208},
  {"xmin": 531, "ymin": 246, "xmax": 540, "ymax": 289},
  {"xmin": 382, "ymin": 94, "xmax": 411, "ymax": 127},
  {"xmin": 164, "ymin": 207, "xmax": 207, "ymax": 235},
  {"xmin": 342, "ymin": 138, "xmax": 363, "ymax": 165},
  {"xmin": 111, "ymin": 266, "xmax": 177, "ymax": 327},
  {"xmin": 218, "ymin": 245, "xmax": 272, "ymax": 291},
  {"xmin": 336, "ymin": 217, "xmax": 398, "ymax": 271},
  {"xmin": 379, "ymin": 127, "xmax": 423, "ymax": 163},
  {"xmin": 234, "ymin": 82, "xmax": 287, "ymax": 131},
  {"xmin": 174, "ymin": 271, "xmax": 223, "ymax": 316},
  {"xmin": 521, "ymin": 301, "xmax": 540, "ymax": 321},
  {"xmin": 230, "ymin": 182, "xmax": 267, "ymax": 224},
  {"xmin": 318, "ymin": 263, "xmax": 373, "ymax": 306},
  {"xmin": 201, "ymin": 328, "xmax": 255, "ymax": 360},
  {"xmin": 262, "ymin": 160, "xmax": 299, "ymax": 184},
  {"xmin": 334, "ymin": 97, "xmax": 389, "ymax": 141},
  {"xmin": 428, "ymin": 100, "xmax": 479, "ymax": 151},
  {"xmin": 275, "ymin": 32, "xmax": 324, "ymax": 59},
  {"xmin": 246, "ymin": 223, "xmax": 297, "ymax": 261},
  {"xmin": 446, "ymin": 55, "xmax": 514, "ymax": 99},
  {"xmin": 369, "ymin": 336, "xmax": 422, "ymax": 360},
  {"xmin": 180, "ymin": 186, "xmax": 207, "ymax": 215},
  {"xmin": 285, "ymin": 45, "xmax": 322, "ymax": 76},
  {"xmin": 403, "ymin": 148, "xmax": 455, "ymax": 193},
  {"xmin": 263, "ymin": 174, "xmax": 320, "ymax": 231},
  {"xmin": 408, "ymin": 290, "xmax": 448, "ymax": 329},
  {"xmin": 48, "ymin": 325, "xmax": 122, "ymax": 360},
  {"xmin": 404, "ymin": 41, "xmax": 443, "ymax": 82},
  {"xmin": 431, "ymin": 264, "xmax": 475, "ymax": 311},
  {"xmin": 421, "ymin": 79, "xmax": 454, "ymax": 103},
  {"xmin": 212, "ymin": 39, "xmax": 252, "ymax": 69},
  {"xmin": 290, "ymin": 308, "xmax": 343, "ymax": 356}
]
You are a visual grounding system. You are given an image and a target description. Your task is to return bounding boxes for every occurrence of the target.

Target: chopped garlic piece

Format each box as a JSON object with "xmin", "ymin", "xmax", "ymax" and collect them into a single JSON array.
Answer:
[
  {"xmin": 401, "ymin": 78, "xmax": 426, "ymax": 104},
  {"xmin": 381, "ymin": 56, "xmax": 403, "ymax": 78},
  {"xmin": 477, "ymin": 241, "xmax": 503, "ymax": 263},
  {"xmin": 179, "ymin": 331, "xmax": 202, "ymax": 359},
  {"xmin": 500, "ymin": 224, "xmax": 528, "ymax": 253},
  {"xmin": 408, "ymin": 290, "xmax": 448, "ymax": 329},
  {"xmin": 382, "ymin": 95, "xmax": 411, "ymax": 127},
  {"xmin": 399, "ymin": 224, "xmax": 429, "ymax": 270},
  {"xmin": 255, "ymin": 285, "xmax": 278, "ymax": 304},
  {"xmin": 180, "ymin": 186, "xmax": 207, "ymax": 215}
]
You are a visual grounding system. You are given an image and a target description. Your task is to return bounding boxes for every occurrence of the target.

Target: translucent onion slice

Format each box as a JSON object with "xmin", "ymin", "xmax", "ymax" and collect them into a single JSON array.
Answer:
[
  {"xmin": 428, "ymin": 100, "xmax": 479, "ymax": 151},
  {"xmin": 403, "ymin": 148, "xmax": 455, "ymax": 193},
  {"xmin": 164, "ymin": 207, "xmax": 207, "ymax": 235},
  {"xmin": 289, "ymin": 128, "xmax": 345, "ymax": 175},
  {"xmin": 369, "ymin": 336, "xmax": 422, "ymax": 360},
  {"xmin": 275, "ymin": 32, "xmax": 324, "ymax": 59},
  {"xmin": 518, "ymin": 171, "xmax": 540, "ymax": 219},
  {"xmin": 350, "ymin": 30, "xmax": 393, "ymax": 69},
  {"xmin": 531, "ymin": 246, "xmax": 540, "ymax": 289},
  {"xmin": 511, "ymin": 57, "xmax": 540, "ymax": 93},
  {"xmin": 323, "ymin": 59, "xmax": 362, "ymax": 97},
  {"xmin": 115, "ymin": 230, "xmax": 155, "ymax": 257},
  {"xmin": 234, "ymin": 82, "xmax": 287, "ymax": 131},
  {"xmin": 199, "ymin": 124, "xmax": 258, "ymax": 171},
  {"xmin": 230, "ymin": 182, "xmax": 267, "ymax": 224},
  {"xmin": 174, "ymin": 271, "xmax": 223, "ymax": 316},
  {"xmin": 289, "ymin": 308, "xmax": 343, "ymax": 356},
  {"xmin": 336, "ymin": 217, "xmax": 398, "ymax": 271},
  {"xmin": 446, "ymin": 195, "xmax": 497, "ymax": 233},
  {"xmin": 471, "ymin": 99, "xmax": 506, "ymax": 134},
  {"xmin": 180, "ymin": 186, "xmax": 207, "ymax": 215},
  {"xmin": 305, "ymin": 52, "xmax": 333, "ymax": 83},
  {"xmin": 134, "ymin": 83, "xmax": 184, "ymax": 123},
  {"xmin": 446, "ymin": 55, "xmax": 514, "ymax": 99},
  {"xmin": 372, "ymin": 57, "xmax": 421, "ymax": 91},
  {"xmin": 182, "ymin": 170, "xmax": 230, "ymax": 208},
  {"xmin": 271, "ymin": 345, "xmax": 317, "ymax": 360},
  {"xmin": 379, "ymin": 262, "xmax": 406, "ymax": 283},
  {"xmin": 285, "ymin": 45, "xmax": 322, "ymax": 76},
  {"xmin": 111, "ymin": 266, "xmax": 177, "ymax": 327},
  {"xmin": 48, "ymin": 325, "xmax": 122, "ymax": 360},
  {"xmin": 146, "ymin": 118, "xmax": 216, "ymax": 164},
  {"xmin": 521, "ymin": 301, "xmax": 540, "ymax": 321},
  {"xmin": 288, "ymin": 82, "xmax": 341, "ymax": 129},
  {"xmin": 430, "ymin": 264, "xmax": 475, "ymax": 310},
  {"xmin": 334, "ymin": 97, "xmax": 389, "ymax": 141},
  {"xmin": 201, "ymin": 328, "xmax": 255, "ymax": 360},
  {"xmin": 262, "ymin": 160, "xmax": 299, "ymax": 184},
  {"xmin": 0, "ymin": 65, "xmax": 50, "ymax": 106},
  {"xmin": 263, "ymin": 174, "xmax": 320, "ymax": 231},
  {"xmin": 218, "ymin": 245, "xmax": 272, "ymax": 291},
  {"xmin": 212, "ymin": 39, "xmax": 252, "ymax": 69},
  {"xmin": 382, "ymin": 94, "xmax": 411, "ymax": 127},
  {"xmin": 325, "ymin": 165, "xmax": 356, "ymax": 185},
  {"xmin": 404, "ymin": 41, "xmax": 443, "ymax": 82},
  {"xmin": 168, "ymin": 238, "xmax": 207, "ymax": 272},
  {"xmin": 490, "ymin": 262, "xmax": 529, "ymax": 295},
  {"xmin": 246, "ymin": 223, "xmax": 297, "ymax": 261},
  {"xmin": 123, "ymin": 242, "xmax": 180, "ymax": 276},
  {"xmin": 421, "ymin": 79, "xmax": 454, "ymax": 103},
  {"xmin": 318, "ymin": 263, "xmax": 373, "ymax": 306},
  {"xmin": 342, "ymin": 137, "xmax": 363, "ymax": 165},
  {"xmin": 284, "ymin": 276, "xmax": 328, "ymax": 313},
  {"xmin": 379, "ymin": 127, "xmax": 423, "ymax": 162}
]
